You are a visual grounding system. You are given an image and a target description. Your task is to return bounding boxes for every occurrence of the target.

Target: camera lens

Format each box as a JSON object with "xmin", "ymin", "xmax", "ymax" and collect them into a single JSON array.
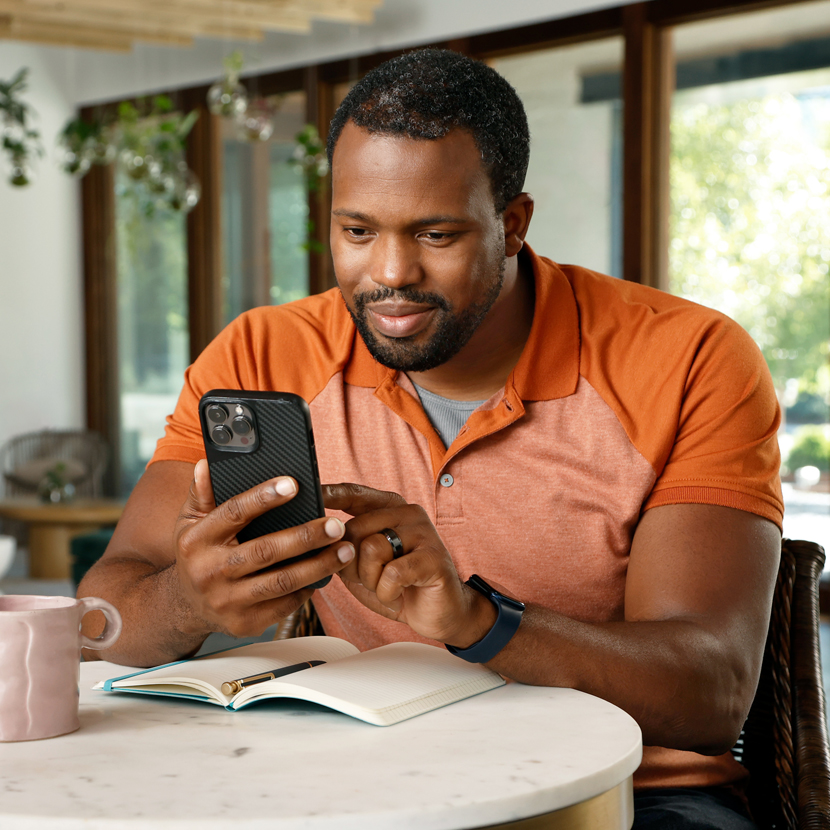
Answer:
[
  {"xmin": 211, "ymin": 425, "xmax": 232, "ymax": 445},
  {"xmin": 231, "ymin": 417, "xmax": 252, "ymax": 436},
  {"xmin": 207, "ymin": 405, "xmax": 227, "ymax": 424}
]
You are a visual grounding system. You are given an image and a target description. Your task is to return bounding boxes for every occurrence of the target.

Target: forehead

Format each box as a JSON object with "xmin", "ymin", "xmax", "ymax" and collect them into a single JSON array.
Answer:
[{"xmin": 331, "ymin": 122, "xmax": 495, "ymax": 214}]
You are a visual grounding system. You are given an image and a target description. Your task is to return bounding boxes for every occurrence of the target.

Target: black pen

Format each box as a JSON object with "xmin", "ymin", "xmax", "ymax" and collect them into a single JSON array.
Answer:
[{"xmin": 220, "ymin": 661, "xmax": 326, "ymax": 696}]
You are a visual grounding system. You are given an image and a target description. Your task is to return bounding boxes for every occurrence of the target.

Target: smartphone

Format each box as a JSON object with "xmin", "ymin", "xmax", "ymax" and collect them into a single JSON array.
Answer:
[{"xmin": 199, "ymin": 389, "xmax": 331, "ymax": 589}]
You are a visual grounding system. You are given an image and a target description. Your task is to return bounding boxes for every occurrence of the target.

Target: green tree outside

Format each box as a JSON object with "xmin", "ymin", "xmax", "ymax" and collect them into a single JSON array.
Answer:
[{"xmin": 669, "ymin": 81, "xmax": 830, "ymax": 415}]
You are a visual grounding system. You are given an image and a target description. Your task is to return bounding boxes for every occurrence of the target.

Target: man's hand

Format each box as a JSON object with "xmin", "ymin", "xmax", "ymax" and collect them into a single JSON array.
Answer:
[
  {"xmin": 78, "ymin": 460, "xmax": 355, "ymax": 667},
  {"xmin": 173, "ymin": 460, "xmax": 356, "ymax": 640},
  {"xmin": 324, "ymin": 483, "xmax": 496, "ymax": 647}
]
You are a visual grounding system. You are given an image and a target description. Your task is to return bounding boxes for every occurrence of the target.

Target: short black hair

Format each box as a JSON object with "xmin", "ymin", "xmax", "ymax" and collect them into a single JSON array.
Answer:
[{"xmin": 326, "ymin": 49, "xmax": 530, "ymax": 213}]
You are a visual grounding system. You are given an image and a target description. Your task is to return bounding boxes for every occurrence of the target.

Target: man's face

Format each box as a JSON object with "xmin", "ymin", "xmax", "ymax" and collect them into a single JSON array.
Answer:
[{"xmin": 330, "ymin": 122, "xmax": 508, "ymax": 373}]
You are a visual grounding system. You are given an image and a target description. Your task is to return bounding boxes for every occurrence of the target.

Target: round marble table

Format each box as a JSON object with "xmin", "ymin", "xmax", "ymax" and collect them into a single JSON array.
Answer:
[{"xmin": 0, "ymin": 661, "xmax": 642, "ymax": 830}]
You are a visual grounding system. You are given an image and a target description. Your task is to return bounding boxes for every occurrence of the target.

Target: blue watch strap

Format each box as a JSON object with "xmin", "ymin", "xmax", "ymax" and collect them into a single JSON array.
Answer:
[{"xmin": 446, "ymin": 575, "xmax": 525, "ymax": 664}]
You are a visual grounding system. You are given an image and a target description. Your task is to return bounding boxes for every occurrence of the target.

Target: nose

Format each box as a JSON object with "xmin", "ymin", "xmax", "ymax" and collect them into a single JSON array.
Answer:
[{"xmin": 369, "ymin": 235, "xmax": 423, "ymax": 290}]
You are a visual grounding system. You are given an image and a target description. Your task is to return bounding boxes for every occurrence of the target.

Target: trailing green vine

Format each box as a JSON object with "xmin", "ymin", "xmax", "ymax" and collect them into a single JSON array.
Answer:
[{"xmin": 0, "ymin": 68, "xmax": 44, "ymax": 187}]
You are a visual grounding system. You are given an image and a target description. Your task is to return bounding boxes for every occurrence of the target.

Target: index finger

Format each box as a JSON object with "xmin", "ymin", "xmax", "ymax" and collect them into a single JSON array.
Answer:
[{"xmin": 323, "ymin": 483, "xmax": 407, "ymax": 516}]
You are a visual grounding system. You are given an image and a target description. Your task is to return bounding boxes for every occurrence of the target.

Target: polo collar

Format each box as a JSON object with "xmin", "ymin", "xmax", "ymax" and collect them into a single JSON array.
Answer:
[{"xmin": 508, "ymin": 244, "xmax": 580, "ymax": 402}]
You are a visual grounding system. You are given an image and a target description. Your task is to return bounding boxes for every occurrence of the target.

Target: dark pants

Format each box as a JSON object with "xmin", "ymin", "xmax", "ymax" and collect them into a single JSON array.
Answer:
[{"xmin": 633, "ymin": 787, "xmax": 758, "ymax": 830}]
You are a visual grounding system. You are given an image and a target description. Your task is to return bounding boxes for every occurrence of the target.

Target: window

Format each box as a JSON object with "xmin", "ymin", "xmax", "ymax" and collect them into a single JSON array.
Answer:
[
  {"xmin": 114, "ymin": 167, "xmax": 189, "ymax": 494},
  {"xmin": 669, "ymin": 2, "xmax": 830, "ymax": 560},
  {"xmin": 221, "ymin": 91, "xmax": 309, "ymax": 324},
  {"xmin": 491, "ymin": 38, "xmax": 625, "ymax": 277}
]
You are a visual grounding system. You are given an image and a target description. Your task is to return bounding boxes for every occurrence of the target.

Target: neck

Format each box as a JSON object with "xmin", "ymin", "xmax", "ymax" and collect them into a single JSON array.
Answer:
[{"xmin": 406, "ymin": 253, "xmax": 535, "ymax": 401}]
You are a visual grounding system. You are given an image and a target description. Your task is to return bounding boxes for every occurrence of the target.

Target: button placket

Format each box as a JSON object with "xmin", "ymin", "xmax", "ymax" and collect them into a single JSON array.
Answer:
[{"xmin": 435, "ymin": 463, "xmax": 463, "ymax": 520}]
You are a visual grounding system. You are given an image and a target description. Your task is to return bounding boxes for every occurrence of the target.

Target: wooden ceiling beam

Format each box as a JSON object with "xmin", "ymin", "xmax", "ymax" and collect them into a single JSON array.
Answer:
[
  {"xmin": 0, "ymin": 16, "xmax": 138, "ymax": 49},
  {"xmin": 0, "ymin": 10, "xmax": 267, "ymax": 43},
  {"xmin": 17, "ymin": 0, "xmax": 314, "ymax": 33},
  {"xmin": 0, "ymin": 0, "xmax": 381, "ymax": 49}
]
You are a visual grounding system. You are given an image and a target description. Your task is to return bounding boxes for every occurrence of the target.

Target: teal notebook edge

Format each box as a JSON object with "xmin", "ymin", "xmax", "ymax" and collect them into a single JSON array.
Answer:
[
  {"xmin": 100, "ymin": 642, "xmax": 258, "ymax": 692},
  {"xmin": 103, "ymin": 686, "xmax": 221, "ymax": 705}
]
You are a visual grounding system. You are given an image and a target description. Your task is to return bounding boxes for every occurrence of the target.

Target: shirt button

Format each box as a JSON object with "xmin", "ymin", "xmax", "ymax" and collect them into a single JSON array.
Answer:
[{"xmin": 440, "ymin": 473, "xmax": 454, "ymax": 488}]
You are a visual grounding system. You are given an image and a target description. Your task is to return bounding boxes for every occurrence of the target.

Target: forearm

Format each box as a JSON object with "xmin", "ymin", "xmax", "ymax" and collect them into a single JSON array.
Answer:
[
  {"xmin": 486, "ymin": 604, "xmax": 754, "ymax": 754},
  {"xmin": 79, "ymin": 556, "xmax": 210, "ymax": 667}
]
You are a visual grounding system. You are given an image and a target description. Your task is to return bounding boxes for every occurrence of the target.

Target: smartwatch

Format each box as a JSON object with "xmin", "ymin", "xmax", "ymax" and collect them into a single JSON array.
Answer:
[{"xmin": 446, "ymin": 574, "xmax": 525, "ymax": 663}]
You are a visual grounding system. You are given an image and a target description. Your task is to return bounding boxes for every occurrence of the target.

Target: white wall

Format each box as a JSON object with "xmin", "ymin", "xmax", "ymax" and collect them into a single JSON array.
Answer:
[{"xmin": 0, "ymin": 43, "xmax": 84, "ymax": 441}]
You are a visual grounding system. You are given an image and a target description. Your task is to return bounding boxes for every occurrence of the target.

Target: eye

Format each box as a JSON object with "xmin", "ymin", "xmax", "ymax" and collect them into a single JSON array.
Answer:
[
  {"xmin": 345, "ymin": 227, "xmax": 373, "ymax": 239},
  {"xmin": 420, "ymin": 231, "xmax": 455, "ymax": 243}
]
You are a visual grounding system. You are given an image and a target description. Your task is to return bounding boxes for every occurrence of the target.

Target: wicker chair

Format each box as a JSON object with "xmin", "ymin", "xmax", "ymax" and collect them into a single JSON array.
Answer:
[
  {"xmin": 281, "ymin": 539, "xmax": 830, "ymax": 829},
  {"xmin": 273, "ymin": 598, "xmax": 325, "ymax": 640},
  {"xmin": 0, "ymin": 429, "xmax": 108, "ymax": 499},
  {"xmin": 0, "ymin": 429, "xmax": 110, "ymax": 546},
  {"xmin": 732, "ymin": 539, "xmax": 830, "ymax": 830}
]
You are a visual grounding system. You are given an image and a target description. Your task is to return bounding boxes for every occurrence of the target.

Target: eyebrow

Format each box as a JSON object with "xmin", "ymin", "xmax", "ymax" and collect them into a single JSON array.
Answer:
[{"xmin": 331, "ymin": 209, "xmax": 469, "ymax": 226}]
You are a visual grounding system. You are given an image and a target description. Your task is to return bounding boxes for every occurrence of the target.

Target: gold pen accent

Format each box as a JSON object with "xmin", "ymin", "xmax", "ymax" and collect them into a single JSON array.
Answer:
[{"xmin": 220, "ymin": 661, "xmax": 325, "ymax": 696}]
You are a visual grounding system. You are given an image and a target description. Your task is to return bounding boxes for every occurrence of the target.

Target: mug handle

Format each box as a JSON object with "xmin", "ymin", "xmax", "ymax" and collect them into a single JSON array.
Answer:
[{"xmin": 77, "ymin": 596, "xmax": 123, "ymax": 651}]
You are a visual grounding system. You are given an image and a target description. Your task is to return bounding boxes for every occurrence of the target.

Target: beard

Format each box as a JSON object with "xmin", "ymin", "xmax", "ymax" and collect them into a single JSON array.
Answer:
[{"xmin": 343, "ymin": 257, "xmax": 507, "ymax": 373}]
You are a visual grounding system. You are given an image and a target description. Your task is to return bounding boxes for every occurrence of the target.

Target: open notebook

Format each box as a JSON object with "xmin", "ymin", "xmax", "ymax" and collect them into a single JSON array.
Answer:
[{"xmin": 95, "ymin": 637, "xmax": 505, "ymax": 726}]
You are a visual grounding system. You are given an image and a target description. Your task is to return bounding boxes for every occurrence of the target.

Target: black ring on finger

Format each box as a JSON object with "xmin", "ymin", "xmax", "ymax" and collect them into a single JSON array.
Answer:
[{"xmin": 379, "ymin": 528, "xmax": 405, "ymax": 559}]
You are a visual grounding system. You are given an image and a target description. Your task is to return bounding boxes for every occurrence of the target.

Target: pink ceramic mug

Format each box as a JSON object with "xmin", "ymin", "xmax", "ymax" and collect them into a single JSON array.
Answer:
[{"xmin": 0, "ymin": 595, "xmax": 122, "ymax": 741}]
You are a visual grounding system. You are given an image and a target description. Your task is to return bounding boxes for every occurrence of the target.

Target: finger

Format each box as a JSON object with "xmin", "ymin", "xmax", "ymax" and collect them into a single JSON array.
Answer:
[
  {"xmin": 241, "ymin": 538, "xmax": 356, "ymax": 601},
  {"xmin": 340, "ymin": 503, "xmax": 424, "ymax": 544},
  {"xmin": 180, "ymin": 459, "xmax": 216, "ymax": 521},
  {"xmin": 375, "ymin": 547, "xmax": 448, "ymax": 608},
  {"xmin": 323, "ymin": 483, "xmax": 408, "ymax": 516},
  {"xmin": 225, "ymin": 516, "xmax": 349, "ymax": 578},
  {"xmin": 338, "ymin": 505, "xmax": 424, "ymax": 587},
  {"xmin": 198, "ymin": 476, "xmax": 300, "ymax": 546},
  {"xmin": 354, "ymin": 526, "xmax": 414, "ymax": 592}
]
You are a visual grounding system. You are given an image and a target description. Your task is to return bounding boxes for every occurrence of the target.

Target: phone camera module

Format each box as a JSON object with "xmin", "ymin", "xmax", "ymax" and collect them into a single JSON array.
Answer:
[
  {"xmin": 211, "ymin": 425, "xmax": 233, "ymax": 446},
  {"xmin": 231, "ymin": 417, "xmax": 252, "ymax": 436},
  {"xmin": 207, "ymin": 405, "xmax": 228, "ymax": 424}
]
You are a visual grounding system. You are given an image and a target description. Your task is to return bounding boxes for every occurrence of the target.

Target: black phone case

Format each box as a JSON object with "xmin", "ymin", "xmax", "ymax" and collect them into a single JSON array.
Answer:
[{"xmin": 199, "ymin": 390, "xmax": 330, "ymax": 589}]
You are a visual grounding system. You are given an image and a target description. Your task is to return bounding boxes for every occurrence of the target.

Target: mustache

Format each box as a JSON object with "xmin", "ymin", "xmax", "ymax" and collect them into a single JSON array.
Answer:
[{"xmin": 352, "ymin": 286, "xmax": 451, "ymax": 312}]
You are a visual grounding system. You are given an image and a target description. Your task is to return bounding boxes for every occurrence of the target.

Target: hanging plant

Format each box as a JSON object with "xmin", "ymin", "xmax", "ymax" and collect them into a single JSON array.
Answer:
[
  {"xmin": 207, "ymin": 51, "xmax": 249, "ymax": 119},
  {"xmin": 57, "ymin": 117, "xmax": 117, "ymax": 177},
  {"xmin": 291, "ymin": 124, "xmax": 329, "ymax": 192},
  {"xmin": 116, "ymin": 95, "xmax": 200, "ymax": 214},
  {"xmin": 236, "ymin": 96, "xmax": 278, "ymax": 142},
  {"xmin": 289, "ymin": 124, "xmax": 330, "ymax": 254},
  {"xmin": 0, "ymin": 68, "xmax": 44, "ymax": 187}
]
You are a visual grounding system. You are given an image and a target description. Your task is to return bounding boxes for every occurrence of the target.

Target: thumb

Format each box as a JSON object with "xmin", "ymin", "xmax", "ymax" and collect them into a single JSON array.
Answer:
[{"xmin": 185, "ymin": 458, "xmax": 216, "ymax": 519}]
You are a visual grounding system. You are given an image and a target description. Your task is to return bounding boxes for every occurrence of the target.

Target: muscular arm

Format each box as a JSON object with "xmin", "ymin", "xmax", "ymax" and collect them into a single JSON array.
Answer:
[
  {"xmin": 78, "ymin": 461, "xmax": 208, "ymax": 665},
  {"xmin": 79, "ymin": 460, "xmax": 354, "ymax": 667},
  {"xmin": 327, "ymin": 485, "xmax": 781, "ymax": 755},
  {"xmin": 488, "ymin": 504, "xmax": 780, "ymax": 753}
]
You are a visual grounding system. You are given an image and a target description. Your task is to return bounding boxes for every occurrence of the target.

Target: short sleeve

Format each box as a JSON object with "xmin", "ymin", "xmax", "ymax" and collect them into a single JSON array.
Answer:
[
  {"xmin": 643, "ymin": 317, "xmax": 783, "ymax": 528},
  {"xmin": 149, "ymin": 313, "xmax": 261, "ymax": 467}
]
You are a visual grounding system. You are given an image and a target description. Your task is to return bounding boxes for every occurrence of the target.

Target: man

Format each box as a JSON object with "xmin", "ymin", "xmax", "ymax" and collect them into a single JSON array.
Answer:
[{"xmin": 80, "ymin": 50, "xmax": 783, "ymax": 828}]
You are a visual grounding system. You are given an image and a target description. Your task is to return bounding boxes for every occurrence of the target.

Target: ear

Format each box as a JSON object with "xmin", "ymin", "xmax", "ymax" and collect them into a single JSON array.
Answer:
[{"xmin": 502, "ymin": 193, "xmax": 534, "ymax": 258}]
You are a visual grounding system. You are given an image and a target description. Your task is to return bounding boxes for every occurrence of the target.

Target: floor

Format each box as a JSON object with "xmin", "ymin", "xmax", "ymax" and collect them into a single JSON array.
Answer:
[{"xmin": 3, "ymin": 545, "xmax": 830, "ymax": 702}]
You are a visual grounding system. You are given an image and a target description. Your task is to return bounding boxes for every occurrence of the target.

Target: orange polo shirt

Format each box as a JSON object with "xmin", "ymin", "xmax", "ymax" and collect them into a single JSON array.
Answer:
[{"xmin": 152, "ymin": 246, "xmax": 783, "ymax": 791}]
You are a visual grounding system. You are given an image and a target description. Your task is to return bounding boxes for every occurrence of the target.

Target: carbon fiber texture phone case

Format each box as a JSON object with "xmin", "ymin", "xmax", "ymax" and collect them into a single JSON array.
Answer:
[{"xmin": 201, "ymin": 391, "xmax": 330, "ymax": 588}]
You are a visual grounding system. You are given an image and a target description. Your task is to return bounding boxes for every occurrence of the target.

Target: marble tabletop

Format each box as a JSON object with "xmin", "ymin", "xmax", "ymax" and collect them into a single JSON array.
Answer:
[{"xmin": 0, "ymin": 660, "xmax": 642, "ymax": 830}]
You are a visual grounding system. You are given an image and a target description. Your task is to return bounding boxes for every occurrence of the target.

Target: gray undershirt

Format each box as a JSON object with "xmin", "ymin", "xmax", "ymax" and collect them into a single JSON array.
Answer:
[{"xmin": 411, "ymin": 382, "xmax": 486, "ymax": 448}]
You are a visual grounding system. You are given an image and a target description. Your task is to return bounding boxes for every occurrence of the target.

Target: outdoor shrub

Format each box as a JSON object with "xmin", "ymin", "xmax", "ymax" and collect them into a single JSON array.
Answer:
[{"xmin": 786, "ymin": 426, "xmax": 830, "ymax": 474}]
